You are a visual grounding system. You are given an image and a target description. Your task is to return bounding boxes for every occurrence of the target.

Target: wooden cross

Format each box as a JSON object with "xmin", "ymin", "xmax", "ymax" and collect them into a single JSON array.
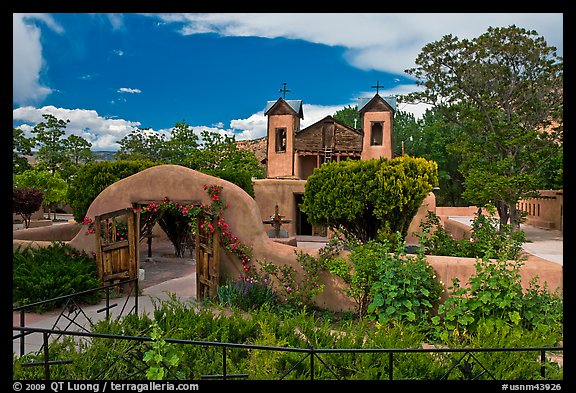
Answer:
[
  {"xmin": 279, "ymin": 82, "xmax": 290, "ymax": 99},
  {"xmin": 371, "ymin": 80, "xmax": 384, "ymax": 94}
]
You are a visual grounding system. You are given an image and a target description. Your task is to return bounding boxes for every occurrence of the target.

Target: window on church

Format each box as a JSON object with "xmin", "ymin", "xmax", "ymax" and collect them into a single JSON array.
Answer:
[
  {"xmin": 371, "ymin": 122, "xmax": 383, "ymax": 146},
  {"xmin": 275, "ymin": 128, "xmax": 287, "ymax": 152}
]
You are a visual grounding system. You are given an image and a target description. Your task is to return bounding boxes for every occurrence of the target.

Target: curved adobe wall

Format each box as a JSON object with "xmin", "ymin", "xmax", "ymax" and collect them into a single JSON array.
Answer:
[
  {"xmin": 14, "ymin": 164, "xmax": 562, "ymax": 312},
  {"xmin": 65, "ymin": 164, "xmax": 357, "ymax": 311}
]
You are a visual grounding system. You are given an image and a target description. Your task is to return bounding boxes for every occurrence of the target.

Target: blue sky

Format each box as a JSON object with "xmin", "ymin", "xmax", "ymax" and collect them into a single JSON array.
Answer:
[{"xmin": 13, "ymin": 13, "xmax": 563, "ymax": 151}]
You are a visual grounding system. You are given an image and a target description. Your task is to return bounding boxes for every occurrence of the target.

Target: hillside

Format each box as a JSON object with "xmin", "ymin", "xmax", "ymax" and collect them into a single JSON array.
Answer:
[{"xmin": 236, "ymin": 136, "xmax": 267, "ymax": 165}]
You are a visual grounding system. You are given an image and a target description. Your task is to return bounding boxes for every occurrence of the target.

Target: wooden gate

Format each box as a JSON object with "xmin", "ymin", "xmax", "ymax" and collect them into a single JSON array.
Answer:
[
  {"xmin": 94, "ymin": 208, "xmax": 139, "ymax": 288},
  {"xmin": 196, "ymin": 211, "xmax": 220, "ymax": 300}
]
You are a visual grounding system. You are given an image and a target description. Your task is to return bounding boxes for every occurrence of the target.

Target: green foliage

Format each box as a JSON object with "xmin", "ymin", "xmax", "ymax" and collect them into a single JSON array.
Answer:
[
  {"xmin": 13, "ymin": 169, "xmax": 69, "ymax": 218},
  {"xmin": 13, "ymin": 127, "xmax": 34, "ymax": 174},
  {"xmin": 217, "ymin": 276, "xmax": 278, "ymax": 311},
  {"xmin": 394, "ymin": 108, "xmax": 468, "ymax": 206},
  {"xmin": 30, "ymin": 114, "xmax": 70, "ymax": 176},
  {"xmin": 67, "ymin": 159, "xmax": 158, "ymax": 222},
  {"xmin": 143, "ymin": 321, "xmax": 185, "ymax": 380},
  {"xmin": 115, "ymin": 125, "xmax": 264, "ymax": 187},
  {"xmin": 12, "ymin": 241, "xmax": 101, "ymax": 312},
  {"xmin": 367, "ymin": 239, "xmax": 444, "ymax": 326},
  {"xmin": 417, "ymin": 208, "xmax": 526, "ymax": 260},
  {"xmin": 325, "ymin": 242, "xmax": 382, "ymax": 317},
  {"xmin": 332, "ymin": 105, "xmax": 360, "ymax": 129},
  {"xmin": 431, "ymin": 256, "xmax": 563, "ymax": 342},
  {"xmin": 201, "ymin": 168, "xmax": 256, "ymax": 197},
  {"xmin": 301, "ymin": 155, "xmax": 438, "ymax": 243},
  {"xmin": 325, "ymin": 238, "xmax": 443, "ymax": 322},
  {"xmin": 256, "ymin": 250, "xmax": 326, "ymax": 308},
  {"xmin": 404, "ymin": 25, "xmax": 563, "ymax": 226},
  {"xmin": 13, "ymin": 299, "xmax": 562, "ymax": 380}
]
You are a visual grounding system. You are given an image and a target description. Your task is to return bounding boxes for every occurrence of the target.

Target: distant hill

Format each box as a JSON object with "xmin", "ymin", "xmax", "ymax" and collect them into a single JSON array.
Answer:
[
  {"xmin": 236, "ymin": 136, "xmax": 267, "ymax": 165},
  {"xmin": 92, "ymin": 151, "xmax": 117, "ymax": 161}
]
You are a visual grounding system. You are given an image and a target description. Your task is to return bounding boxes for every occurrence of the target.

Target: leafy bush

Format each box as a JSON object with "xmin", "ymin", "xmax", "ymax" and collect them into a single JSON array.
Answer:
[
  {"xmin": 301, "ymin": 155, "xmax": 438, "ymax": 244},
  {"xmin": 417, "ymin": 207, "xmax": 526, "ymax": 260},
  {"xmin": 12, "ymin": 299, "xmax": 563, "ymax": 380},
  {"xmin": 256, "ymin": 250, "xmax": 326, "ymax": 308},
  {"xmin": 326, "ymin": 238, "xmax": 443, "ymax": 322},
  {"xmin": 13, "ymin": 241, "xmax": 101, "ymax": 312},
  {"xmin": 67, "ymin": 159, "xmax": 158, "ymax": 222},
  {"xmin": 13, "ymin": 187, "xmax": 44, "ymax": 228},
  {"xmin": 367, "ymin": 239, "xmax": 444, "ymax": 326},
  {"xmin": 431, "ymin": 256, "xmax": 563, "ymax": 342},
  {"xmin": 201, "ymin": 168, "xmax": 256, "ymax": 198}
]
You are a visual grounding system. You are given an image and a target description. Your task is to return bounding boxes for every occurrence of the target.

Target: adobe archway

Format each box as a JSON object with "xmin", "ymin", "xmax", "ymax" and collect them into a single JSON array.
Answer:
[{"xmin": 67, "ymin": 164, "xmax": 357, "ymax": 311}]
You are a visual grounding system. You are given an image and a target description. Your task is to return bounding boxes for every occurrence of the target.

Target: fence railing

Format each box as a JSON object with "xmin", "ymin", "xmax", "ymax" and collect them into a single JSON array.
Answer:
[
  {"xmin": 13, "ymin": 278, "xmax": 139, "ymax": 357},
  {"xmin": 12, "ymin": 325, "xmax": 562, "ymax": 381}
]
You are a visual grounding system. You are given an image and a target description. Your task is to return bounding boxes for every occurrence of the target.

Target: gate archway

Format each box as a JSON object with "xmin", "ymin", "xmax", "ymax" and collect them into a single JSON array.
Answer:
[{"xmin": 131, "ymin": 200, "xmax": 221, "ymax": 300}]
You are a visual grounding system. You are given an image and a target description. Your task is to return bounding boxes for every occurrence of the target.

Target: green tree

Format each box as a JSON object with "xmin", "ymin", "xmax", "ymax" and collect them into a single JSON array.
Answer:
[
  {"xmin": 67, "ymin": 160, "xmax": 158, "ymax": 222},
  {"xmin": 13, "ymin": 128, "xmax": 34, "ymax": 175},
  {"xmin": 392, "ymin": 110, "xmax": 422, "ymax": 157},
  {"xmin": 404, "ymin": 25, "xmax": 563, "ymax": 228},
  {"xmin": 333, "ymin": 105, "xmax": 361, "ymax": 129},
  {"xmin": 13, "ymin": 169, "xmax": 69, "ymax": 220},
  {"xmin": 159, "ymin": 121, "xmax": 200, "ymax": 164},
  {"xmin": 31, "ymin": 114, "xmax": 72, "ymax": 176},
  {"xmin": 301, "ymin": 156, "xmax": 438, "ymax": 244},
  {"xmin": 60, "ymin": 134, "xmax": 95, "ymax": 181},
  {"xmin": 114, "ymin": 124, "xmax": 263, "ymax": 195},
  {"xmin": 115, "ymin": 127, "xmax": 166, "ymax": 162},
  {"xmin": 417, "ymin": 109, "xmax": 467, "ymax": 206}
]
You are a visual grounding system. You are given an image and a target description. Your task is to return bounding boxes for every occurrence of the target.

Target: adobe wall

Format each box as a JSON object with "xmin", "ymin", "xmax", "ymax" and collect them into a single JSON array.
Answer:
[
  {"xmin": 405, "ymin": 192, "xmax": 437, "ymax": 245},
  {"xmin": 13, "ymin": 222, "xmax": 83, "ymax": 242},
  {"xmin": 253, "ymin": 178, "xmax": 306, "ymax": 238},
  {"xmin": 518, "ymin": 190, "xmax": 563, "ymax": 231},
  {"xmin": 13, "ymin": 165, "xmax": 562, "ymax": 312}
]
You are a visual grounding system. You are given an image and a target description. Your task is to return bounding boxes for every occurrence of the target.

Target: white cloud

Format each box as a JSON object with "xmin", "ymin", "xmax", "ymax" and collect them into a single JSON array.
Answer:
[
  {"xmin": 152, "ymin": 13, "xmax": 563, "ymax": 75},
  {"xmin": 13, "ymin": 13, "xmax": 63, "ymax": 105},
  {"xmin": 13, "ymin": 106, "xmax": 141, "ymax": 151},
  {"xmin": 118, "ymin": 87, "xmax": 142, "ymax": 94}
]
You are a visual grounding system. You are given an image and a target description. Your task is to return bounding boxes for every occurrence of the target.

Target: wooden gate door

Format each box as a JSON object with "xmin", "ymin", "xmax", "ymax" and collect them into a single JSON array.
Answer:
[
  {"xmin": 196, "ymin": 211, "xmax": 220, "ymax": 300},
  {"xmin": 94, "ymin": 208, "xmax": 139, "ymax": 288}
]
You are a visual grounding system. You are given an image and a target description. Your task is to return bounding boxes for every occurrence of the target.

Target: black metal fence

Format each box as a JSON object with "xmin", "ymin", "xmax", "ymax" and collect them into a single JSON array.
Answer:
[
  {"xmin": 12, "ymin": 280, "xmax": 563, "ymax": 381},
  {"xmin": 13, "ymin": 325, "xmax": 562, "ymax": 381},
  {"xmin": 13, "ymin": 279, "xmax": 139, "ymax": 357}
]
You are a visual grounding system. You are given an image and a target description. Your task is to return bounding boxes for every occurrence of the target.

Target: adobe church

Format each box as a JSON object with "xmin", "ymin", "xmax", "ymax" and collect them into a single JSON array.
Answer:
[{"xmin": 253, "ymin": 85, "xmax": 408, "ymax": 241}]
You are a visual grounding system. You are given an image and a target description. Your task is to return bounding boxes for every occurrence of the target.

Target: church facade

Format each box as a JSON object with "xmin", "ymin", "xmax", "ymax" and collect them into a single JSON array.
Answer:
[{"xmin": 253, "ymin": 91, "xmax": 402, "ymax": 240}]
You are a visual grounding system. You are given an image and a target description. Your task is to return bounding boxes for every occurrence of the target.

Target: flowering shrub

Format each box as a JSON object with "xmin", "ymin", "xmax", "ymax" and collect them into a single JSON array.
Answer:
[
  {"xmin": 255, "ymin": 251, "xmax": 325, "ymax": 308},
  {"xmin": 81, "ymin": 217, "xmax": 128, "ymax": 241},
  {"xmin": 217, "ymin": 276, "xmax": 277, "ymax": 310},
  {"xmin": 82, "ymin": 183, "xmax": 255, "ymax": 274}
]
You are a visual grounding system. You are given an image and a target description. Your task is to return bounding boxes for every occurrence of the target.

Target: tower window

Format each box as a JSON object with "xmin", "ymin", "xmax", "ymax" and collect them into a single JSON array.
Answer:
[
  {"xmin": 275, "ymin": 128, "xmax": 287, "ymax": 152},
  {"xmin": 371, "ymin": 122, "xmax": 383, "ymax": 146}
]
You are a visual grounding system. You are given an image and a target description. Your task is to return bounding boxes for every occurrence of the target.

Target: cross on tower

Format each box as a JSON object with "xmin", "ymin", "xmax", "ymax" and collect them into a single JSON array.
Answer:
[
  {"xmin": 371, "ymin": 80, "xmax": 384, "ymax": 94},
  {"xmin": 279, "ymin": 82, "xmax": 290, "ymax": 99}
]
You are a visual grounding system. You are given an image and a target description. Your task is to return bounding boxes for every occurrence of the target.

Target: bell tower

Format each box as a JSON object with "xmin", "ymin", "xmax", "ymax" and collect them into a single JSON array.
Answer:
[
  {"xmin": 359, "ymin": 82, "xmax": 395, "ymax": 160},
  {"xmin": 264, "ymin": 85, "xmax": 303, "ymax": 178}
]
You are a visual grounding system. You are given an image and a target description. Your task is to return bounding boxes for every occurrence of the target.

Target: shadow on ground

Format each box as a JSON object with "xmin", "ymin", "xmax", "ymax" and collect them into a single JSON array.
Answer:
[{"xmin": 138, "ymin": 239, "xmax": 196, "ymax": 289}]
